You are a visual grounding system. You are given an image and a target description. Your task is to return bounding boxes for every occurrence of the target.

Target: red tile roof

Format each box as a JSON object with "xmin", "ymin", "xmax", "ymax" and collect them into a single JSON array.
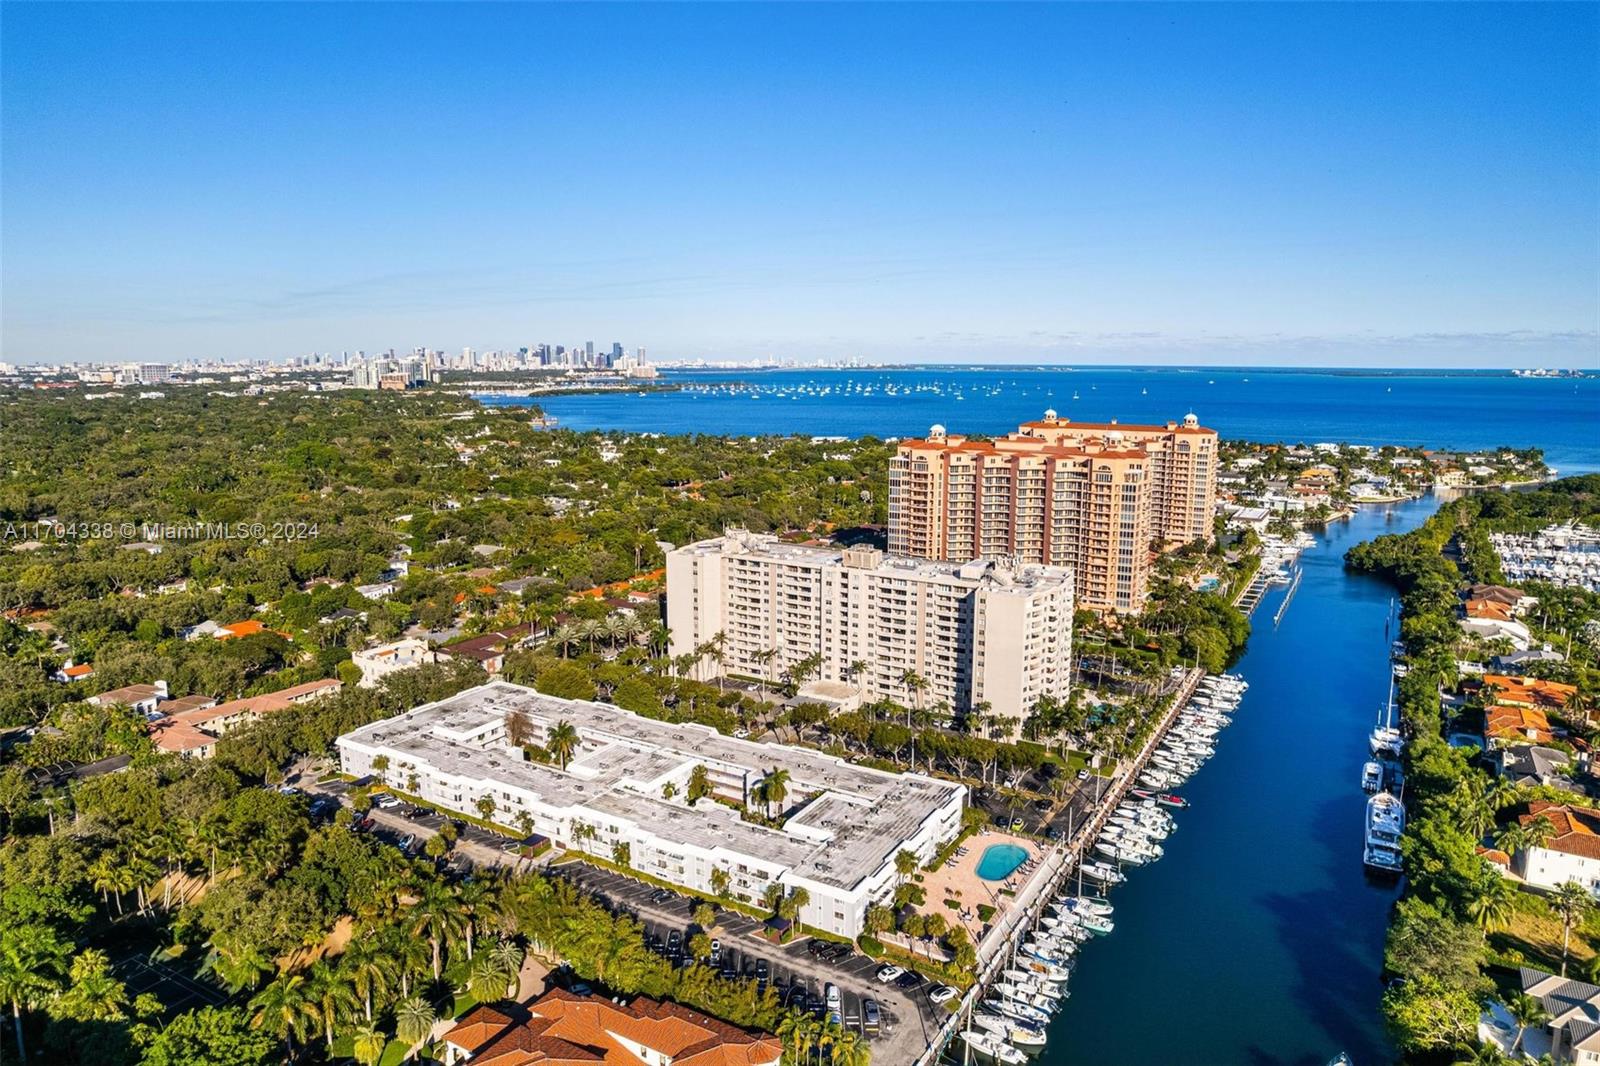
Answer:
[{"xmin": 1522, "ymin": 801, "xmax": 1600, "ymax": 862}]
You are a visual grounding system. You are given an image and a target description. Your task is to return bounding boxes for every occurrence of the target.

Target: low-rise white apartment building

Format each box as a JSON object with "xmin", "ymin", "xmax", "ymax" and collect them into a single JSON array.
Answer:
[
  {"xmin": 336, "ymin": 681, "xmax": 967, "ymax": 939},
  {"xmin": 352, "ymin": 638, "xmax": 439, "ymax": 688},
  {"xmin": 666, "ymin": 530, "xmax": 1073, "ymax": 735}
]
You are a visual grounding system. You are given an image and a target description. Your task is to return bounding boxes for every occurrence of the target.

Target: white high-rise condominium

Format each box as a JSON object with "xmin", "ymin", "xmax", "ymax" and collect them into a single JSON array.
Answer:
[{"xmin": 666, "ymin": 529, "xmax": 1073, "ymax": 736}]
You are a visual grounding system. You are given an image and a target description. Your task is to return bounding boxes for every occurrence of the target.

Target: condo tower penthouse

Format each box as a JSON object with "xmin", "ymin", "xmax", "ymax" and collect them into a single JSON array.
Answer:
[
  {"xmin": 336, "ymin": 681, "xmax": 967, "ymax": 939},
  {"xmin": 888, "ymin": 411, "xmax": 1218, "ymax": 613},
  {"xmin": 666, "ymin": 529, "xmax": 1073, "ymax": 736}
]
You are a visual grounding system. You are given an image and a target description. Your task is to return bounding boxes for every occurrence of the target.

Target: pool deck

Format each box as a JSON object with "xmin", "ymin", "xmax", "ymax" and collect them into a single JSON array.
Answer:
[{"xmin": 916, "ymin": 829, "xmax": 1041, "ymax": 945}]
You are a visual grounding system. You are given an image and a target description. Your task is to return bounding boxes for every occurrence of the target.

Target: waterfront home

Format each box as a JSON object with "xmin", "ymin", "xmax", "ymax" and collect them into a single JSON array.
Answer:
[
  {"xmin": 1485, "ymin": 675, "xmax": 1580, "ymax": 712},
  {"xmin": 441, "ymin": 988, "xmax": 782, "ymax": 1066},
  {"xmin": 1485, "ymin": 705, "xmax": 1554, "ymax": 746},
  {"xmin": 1495, "ymin": 647, "xmax": 1569, "ymax": 674},
  {"xmin": 1512, "ymin": 966, "xmax": 1600, "ymax": 1063},
  {"xmin": 1490, "ymin": 745, "xmax": 1575, "ymax": 790},
  {"xmin": 1460, "ymin": 616, "xmax": 1533, "ymax": 650},
  {"xmin": 1465, "ymin": 598, "xmax": 1519, "ymax": 623},
  {"xmin": 351, "ymin": 638, "xmax": 439, "ymax": 688},
  {"xmin": 1508, "ymin": 802, "xmax": 1600, "ymax": 897},
  {"xmin": 1467, "ymin": 584, "xmax": 1540, "ymax": 616}
]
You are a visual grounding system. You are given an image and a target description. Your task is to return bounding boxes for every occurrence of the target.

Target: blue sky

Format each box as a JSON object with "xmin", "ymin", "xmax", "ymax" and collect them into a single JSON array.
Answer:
[{"xmin": 3, "ymin": 2, "xmax": 1596, "ymax": 367}]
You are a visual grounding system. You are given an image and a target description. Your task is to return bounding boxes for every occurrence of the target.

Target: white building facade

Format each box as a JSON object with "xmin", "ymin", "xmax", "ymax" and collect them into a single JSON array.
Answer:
[
  {"xmin": 666, "ymin": 530, "xmax": 1073, "ymax": 736},
  {"xmin": 337, "ymin": 682, "xmax": 967, "ymax": 939}
]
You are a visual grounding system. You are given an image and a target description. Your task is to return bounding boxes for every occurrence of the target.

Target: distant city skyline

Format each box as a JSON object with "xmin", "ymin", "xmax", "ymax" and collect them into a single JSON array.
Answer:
[{"xmin": 3, "ymin": 3, "xmax": 1596, "ymax": 369}]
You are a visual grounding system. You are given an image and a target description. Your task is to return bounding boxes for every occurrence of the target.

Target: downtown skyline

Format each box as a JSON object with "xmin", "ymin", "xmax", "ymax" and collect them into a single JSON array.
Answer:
[{"xmin": 3, "ymin": 3, "xmax": 1597, "ymax": 369}]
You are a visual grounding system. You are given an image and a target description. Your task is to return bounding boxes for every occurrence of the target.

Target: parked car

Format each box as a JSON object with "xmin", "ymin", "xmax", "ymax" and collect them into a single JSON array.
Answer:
[
  {"xmin": 863, "ymin": 999, "xmax": 881, "ymax": 1032},
  {"xmin": 375, "ymin": 794, "xmax": 401, "ymax": 809},
  {"xmin": 895, "ymin": 971, "xmax": 926, "ymax": 991},
  {"xmin": 824, "ymin": 983, "xmax": 841, "ymax": 1020},
  {"xmin": 875, "ymin": 965, "xmax": 904, "ymax": 983},
  {"xmin": 806, "ymin": 940, "xmax": 828, "ymax": 957},
  {"xmin": 929, "ymin": 984, "xmax": 958, "ymax": 1004},
  {"xmin": 1077, "ymin": 768, "xmax": 1091, "ymax": 780}
]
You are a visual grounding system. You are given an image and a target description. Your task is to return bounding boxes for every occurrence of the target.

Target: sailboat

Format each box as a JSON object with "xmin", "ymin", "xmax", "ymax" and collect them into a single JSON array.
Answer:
[{"xmin": 1370, "ymin": 671, "xmax": 1402, "ymax": 757}]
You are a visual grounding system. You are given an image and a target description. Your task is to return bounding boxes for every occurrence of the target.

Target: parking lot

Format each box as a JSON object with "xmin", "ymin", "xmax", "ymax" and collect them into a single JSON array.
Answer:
[{"xmin": 555, "ymin": 863, "xmax": 952, "ymax": 1065}]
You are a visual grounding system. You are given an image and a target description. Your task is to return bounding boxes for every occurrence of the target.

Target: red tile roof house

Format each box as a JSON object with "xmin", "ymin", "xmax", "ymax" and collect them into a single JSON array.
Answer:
[
  {"xmin": 441, "ymin": 989, "xmax": 782, "ymax": 1066},
  {"xmin": 148, "ymin": 678, "xmax": 341, "ymax": 759},
  {"xmin": 1509, "ymin": 801, "xmax": 1600, "ymax": 897},
  {"xmin": 440, "ymin": 625, "xmax": 534, "ymax": 676}
]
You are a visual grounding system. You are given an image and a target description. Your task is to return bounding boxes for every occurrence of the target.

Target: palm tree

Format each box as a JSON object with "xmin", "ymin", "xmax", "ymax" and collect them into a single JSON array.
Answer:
[
  {"xmin": 488, "ymin": 938, "xmax": 525, "ymax": 999},
  {"xmin": 778, "ymin": 1012, "xmax": 815, "ymax": 1063},
  {"xmin": 894, "ymin": 849, "xmax": 919, "ymax": 886},
  {"xmin": 549, "ymin": 624, "xmax": 579, "ymax": 659},
  {"xmin": 687, "ymin": 764, "xmax": 713, "ymax": 806},
  {"xmin": 467, "ymin": 952, "xmax": 510, "ymax": 1004},
  {"xmin": 409, "ymin": 881, "xmax": 468, "ymax": 980},
  {"xmin": 761, "ymin": 767, "xmax": 791, "ymax": 819},
  {"xmin": 1555, "ymin": 880, "xmax": 1594, "ymax": 976},
  {"xmin": 340, "ymin": 939, "xmax": 396, "ymax": 1022},
  {"xmin": 249, "ymin": 972, "xmax": 323, "ymax": 1062},
  {"xmin": 351, "ymin": 1023, "xmax": 388, "ymax": 1066},
  {"xmin": 1507, "ymin": 991, "xmax": 1550, "ymax": 1055},
  {"xmin": 393, "ymin": 994, "xmax": 436, "ymax": 1062},
  {"xmin": 1468, "ymin": 875, "xmax": 1517, "ymax": 933},
  {"xmin": 547, "ymin": 720, "xmax": 580, "ymax": 770},
  {"xmin": 308, "ymin": 966, "xmax": 359, "ymax": 1050},
  {"xmin": 0, "ymin": 924, "xmax": 69, "ymax": 1061},
  {"xmin": 899, "ymin": 670, "xmax": 927, "ymax": 726},
  {"xmin": 379, "ymin": 926, "xmax": 430, "ymax": 998}
]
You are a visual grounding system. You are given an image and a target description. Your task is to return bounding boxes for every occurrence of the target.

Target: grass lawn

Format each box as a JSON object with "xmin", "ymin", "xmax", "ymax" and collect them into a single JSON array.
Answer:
[{"xmin": 1488, "ymin": 892, "xmax": 1600, "ymax": 976}]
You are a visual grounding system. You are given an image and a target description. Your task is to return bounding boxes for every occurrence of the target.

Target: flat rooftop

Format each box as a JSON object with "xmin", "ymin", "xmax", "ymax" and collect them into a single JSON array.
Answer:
[
  {"xmin": 674, "ymin": 532, "xmax": 1072, "ymax": 592},
  {"xmin": 340, "ymin": 681, "xmax": 966, "ymax": 891}
]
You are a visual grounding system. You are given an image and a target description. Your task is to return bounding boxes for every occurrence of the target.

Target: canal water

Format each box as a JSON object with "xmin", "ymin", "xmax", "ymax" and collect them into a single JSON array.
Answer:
[{"xmin": 1043, "ymin": 494, "xmax": 1442, "ymax": 1066}]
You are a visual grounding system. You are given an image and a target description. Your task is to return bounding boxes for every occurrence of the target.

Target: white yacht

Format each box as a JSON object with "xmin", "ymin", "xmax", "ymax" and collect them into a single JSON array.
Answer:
[
  {"xmin": 961, "ymin": 1029, "xmax": 1027, "ymax": 1064},
  {"xmin": 1364, "ymin": 791, "xmax": 1405, "ymax": 873}
]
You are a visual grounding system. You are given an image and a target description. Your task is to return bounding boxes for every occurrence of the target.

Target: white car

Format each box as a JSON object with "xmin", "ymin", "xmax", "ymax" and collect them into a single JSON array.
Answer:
[
  {"xmin": 875, "ymin": 965, "xmax": 904, "ymax": 983},
  {"xmin": 929, "ymin": 985, "xmax": 958, "ymax": 1004}
]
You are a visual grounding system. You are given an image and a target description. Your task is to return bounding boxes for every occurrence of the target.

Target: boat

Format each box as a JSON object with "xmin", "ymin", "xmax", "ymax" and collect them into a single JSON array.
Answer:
[
  {"xmin": 1079, "ymin": 861, "xmax": 1127, "ymax": 884},
  {"xmin": 1364, "ymin": 791, "xmax": 1405, "ymax": 873},
  {"xmin": 1361, "ymin": 761, "xmax": 1384, "ymax": 794},
  {"xmin": 972, "ymin": 1011, "xmax": 1048, "ymax": 1050},
  {"xmin": 1132, "ymin": 787, "xmax": 1184, "ymax": 806},
  {"xmin": 986, "ymin": 996, "xmax": 1051, "ymax": 1027},
  {"xmin": 1095, "ymin": 840, "xmax": 1160, "ymax": 865},
  {"xmin": 1057, "ymin": 895, "xmax": 1113, "ymax": 917},
  {"xmin": 995, "ymin": 982, "xmax": 1061, "ymax": 1011},
  {"xmin": 1370, "ymin": 673, "xmax": 1403, "ymax": 757},
  {"xmin": 961, "ymin": 1028, "xmax": 1027, "ymax": 1064}
]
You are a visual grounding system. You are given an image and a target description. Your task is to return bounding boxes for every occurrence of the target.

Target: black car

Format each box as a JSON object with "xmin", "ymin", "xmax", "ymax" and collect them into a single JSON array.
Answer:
[
  {"xmin": 785, "ymin": 986, "xmax": 806, "ymax": 1009},
  {"xmin": 650, "ymin": 888, "xmax": 673, "ymax": 904},
  {"xmin": 894, "ymin": 971, "xmax": 925, "ymax": 990},
  {"xmin": 666, "ymin": 930, "xmax": 682, "ymax": 952},
  {"xmin": 825, "ymin": 944, "xmax": 854, "ymax": 964},
  {"xmin": 806, "ymin": 940, "xmax": 828, "ymax": 957}
]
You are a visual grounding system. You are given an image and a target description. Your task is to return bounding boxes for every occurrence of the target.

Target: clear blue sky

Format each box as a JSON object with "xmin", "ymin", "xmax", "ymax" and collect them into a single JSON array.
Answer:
[{"xmin": 3, "ymin": 2, "xmax": 1596, "ymax": 367}]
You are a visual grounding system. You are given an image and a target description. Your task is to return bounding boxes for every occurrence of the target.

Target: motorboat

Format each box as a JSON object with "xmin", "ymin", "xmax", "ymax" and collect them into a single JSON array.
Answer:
[
  {"xmin": 994, "ymin": 981, "xmax": 1061, "ymax": 1011},
  {"xmin": 1361, "ymin": 761, "xmax": 1384, "ymax": 794},
  {"xmin": 1131, "ymin": 789, "xmax": 1188, "ymax": 808},
  {"xmin": 972, "ymin": 1011, "xmax": 1048, "ymax": 1050},
  {"xmin": 1095, "ymin": 840, "xmax": 1160, "ymax": 865},
  {"xmin": 1018, "ymin": 958, "xmax": 1072, "ymax": 984},
  {"xmin": 961, "ymin": 1029, "xmax": 1027, "ymax": 1065},
  {"xmin": 1364, "ymin": 791, "xmax": 1405, "ymax": 873},
  {"xmin": 1079, "ymin": 861, "xmax": 1127, "ymax": 884},
  {"xmin": 1057, "ymin": 895, "xmax": 1113, "ymax": 917}
]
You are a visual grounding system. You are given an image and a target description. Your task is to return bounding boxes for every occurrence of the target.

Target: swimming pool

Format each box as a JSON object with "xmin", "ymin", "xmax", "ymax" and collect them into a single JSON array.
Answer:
[
  {"xmin": 1198, "ymin": 576, "xmax": 1221, "ymax": 591},
  {"xmin": 975, "ymin": 843, "xmax": 1029, "ymax": 881}
]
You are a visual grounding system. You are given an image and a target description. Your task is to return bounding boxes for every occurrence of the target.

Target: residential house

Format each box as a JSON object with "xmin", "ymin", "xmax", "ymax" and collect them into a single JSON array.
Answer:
[
  {"xmin": 1460, "ymin": 616, "xmax": 1533, "ymax": 650},
  {"xmin": 351, "ymin": 638, "xmax": 439, "ymax": 688},
  {"xmin": 1495, "ymin": 648, "xmax": 1569, "ymax": 674},
  {"xmin": 1517, "ymin": 966, "xmax": 1600, "ymax": 1063},
  {"xmin": 86, "ymin": 681, "xmax": 168, "ymax": 717},
  {"xmin": 53, "ymin": 661, "xmax": 94, "ymax": 683},
  {"xmin": 1486, "ymin": 674, "xmax": 1579, "ymax": 712},
  {"xmin": 1485, "ymin": 705, "xmax": 1553, "ymax": 746},
  {"xmin": 440, "ymin": 988, "xmax": 782, "ymax": 1066},
  {"xmin": 438, "ymin": 625, "xmax": 533, "ymax": 675},
  {"xmin": 1490, "ymin": 745, "xmax": 1575, "ymax": 789},
  {"xmin": 1468, "ymin": 584, "xmax": 1540, "ymax": 616},
  {"xmin": 180, "ymin": 620, "xmax": 221, "ymax": 641},
  {"xmin": 356, "ymin": 581, "xmax": 397, "ymax": 601},
  {"xmin": 1510, "ymin": 802, "xmax": 1600, "ymax": 897}
]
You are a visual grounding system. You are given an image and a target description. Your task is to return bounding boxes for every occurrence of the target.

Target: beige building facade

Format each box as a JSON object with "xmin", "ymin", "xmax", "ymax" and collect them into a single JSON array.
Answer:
[
  {"xmin": 666, "ymin": 530, "xmax": 1073, "ymax": 735},
  {"xmin": 888, "ymin": 411, "xmax": 1217, "ymax": 613}
]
